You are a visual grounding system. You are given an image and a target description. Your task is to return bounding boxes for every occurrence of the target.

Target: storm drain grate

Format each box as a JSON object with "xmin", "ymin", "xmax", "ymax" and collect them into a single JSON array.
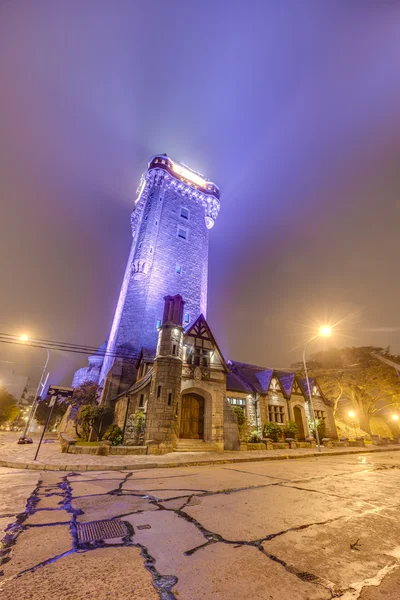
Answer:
[{"xmin": 77, "ymin": 519, "xmax": 128, "ymax": 543}]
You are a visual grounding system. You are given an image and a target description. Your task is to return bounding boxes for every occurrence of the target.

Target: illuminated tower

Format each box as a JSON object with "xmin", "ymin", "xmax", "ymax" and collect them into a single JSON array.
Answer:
[{"xmin": 99, "ymin": 154, "xmax": 220, "ymax": 392}]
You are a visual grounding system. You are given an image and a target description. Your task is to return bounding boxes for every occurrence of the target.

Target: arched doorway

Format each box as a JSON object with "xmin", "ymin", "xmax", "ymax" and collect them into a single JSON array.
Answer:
[
  {"xmin": 294, "ymin": 406, "xmax": 306, "ymax": 440},
  {"xmin": 179, "ymin": 393, "xmax": 204, "ymax": 439}
]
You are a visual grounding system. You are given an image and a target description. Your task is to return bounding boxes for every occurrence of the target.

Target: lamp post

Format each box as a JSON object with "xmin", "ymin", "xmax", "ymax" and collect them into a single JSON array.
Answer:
[
  {"xmin": 20, "ymin": 336, "xmax": 50, "ymax": 440},
  {"xmin": 348, "ymin": 410, "xmax": 357, "ymax": 437},
  {"xmin": 303, "ymin": 325, "xmax": 332, "ymax": 453}
]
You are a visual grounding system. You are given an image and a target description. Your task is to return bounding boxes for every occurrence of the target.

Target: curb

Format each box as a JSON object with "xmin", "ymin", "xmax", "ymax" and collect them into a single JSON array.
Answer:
[{"xmin": 1, "ymin": 446, "xmax": 399, "ymax": 472}]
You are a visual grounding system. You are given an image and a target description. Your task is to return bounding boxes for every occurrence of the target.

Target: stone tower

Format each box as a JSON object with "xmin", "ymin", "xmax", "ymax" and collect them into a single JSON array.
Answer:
[
  {"xmin": 99, "ymin": 154, "xmax": 220, "ymax": 393},
  {"xmin": 144, "ymin": 295, "xmax": 185, "ymax": 450}
]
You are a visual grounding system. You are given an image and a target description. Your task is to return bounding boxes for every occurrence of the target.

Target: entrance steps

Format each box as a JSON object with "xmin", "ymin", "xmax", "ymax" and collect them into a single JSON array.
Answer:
[{"xmin": 174, "ymin": 439, "xmax": 220, "ymax": 453}]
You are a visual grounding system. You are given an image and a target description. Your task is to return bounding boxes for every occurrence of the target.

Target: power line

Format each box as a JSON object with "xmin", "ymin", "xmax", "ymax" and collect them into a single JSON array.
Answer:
[{"xmin": 0, "ymin": 336, "xmax": 141, "ymax": 361}]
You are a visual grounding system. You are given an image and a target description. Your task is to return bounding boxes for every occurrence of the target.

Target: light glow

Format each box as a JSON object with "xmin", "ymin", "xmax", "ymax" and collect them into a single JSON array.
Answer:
[
  {"xmin": 171, "ymin": 161, "xmax": 207, "ymax": 188},
  {"xmin": 348, "ymin": 411, "xmax": 356, "ymax": 418},
  {"xmin": 19, "ymin": 334, "xmax": 29, "ymax": 341},
  {"xmin": 392, "ymin": 414, "xmax": 399, "ymax": 421},
  {"xmin": 318, "ymin": 325, "xmax": 332, "ymax": 338}
]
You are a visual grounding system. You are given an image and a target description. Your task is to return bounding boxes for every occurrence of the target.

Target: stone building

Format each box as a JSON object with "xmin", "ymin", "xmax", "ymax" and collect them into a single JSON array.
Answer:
[{"xmin": 73, "ymin": 153, "xmax": 337, "ymax": 452}]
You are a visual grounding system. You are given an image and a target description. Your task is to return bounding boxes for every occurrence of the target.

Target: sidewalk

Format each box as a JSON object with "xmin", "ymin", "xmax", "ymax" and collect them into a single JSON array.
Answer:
[{"xmin": 1, "ymin": 432, "xmax": 400, "ymax": 471}]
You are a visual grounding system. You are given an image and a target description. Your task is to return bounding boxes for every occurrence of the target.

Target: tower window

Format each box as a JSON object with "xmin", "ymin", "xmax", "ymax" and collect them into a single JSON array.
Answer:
[
  {"xmin": 138, "ymin": 241, "xmax": 143, "ymax": 249},
  {"xmin": 157, "ymin": 385, "xmax": 161, "ymax": 398},
  {"xmin": 184, "ymin": 313, "xmax": 190, "ymax": 324},
  {"xmin": 180, "ymin": 207, "xmax": 189, "ymax": 220},
  {"xmin": 150, "ymin": 246, "xmax": 153, "ymax": 254},
  {"xmin": 139, "ymin": 394, "xmax": 145, "ymax": 408},
  {"xmin": 176, "ymin": 264, "xmax": 182, "ymax": 275},
  {"xmin": 172, "ymin": 344, "xmax": 177, "ymax": 355},
  {"xmin": 155, "ymin": 220, "xmax": 158, "ymax": 225},
  {"xmin": 177, "ymin": 226, "xmax": 188, "ymax": 241},
  {"xmin": 156, "ymin": 319, "xmax": 161, "ymax": 329},
  {"xmin": 168, "ymin": 392, "xmax": 172, "ymax": 406}
]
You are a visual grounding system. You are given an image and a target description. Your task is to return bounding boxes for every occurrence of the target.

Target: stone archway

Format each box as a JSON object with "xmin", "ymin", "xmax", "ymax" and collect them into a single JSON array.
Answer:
[
  {"xmin": 179, "ymin": 393, "xmax": 205, "ymax": 439},
  {"xmin": 293, "ymin": 405, "xmax": 306, "ymax": 440}
]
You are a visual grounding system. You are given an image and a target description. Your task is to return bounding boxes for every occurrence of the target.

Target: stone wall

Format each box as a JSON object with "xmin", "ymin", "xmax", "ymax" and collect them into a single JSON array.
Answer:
[{"xmin": 223, "ymin": 398, "xmax": 240, "ymax": 450}]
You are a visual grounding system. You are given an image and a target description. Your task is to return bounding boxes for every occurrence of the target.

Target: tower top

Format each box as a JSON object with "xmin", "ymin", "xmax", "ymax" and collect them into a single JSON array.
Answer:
[{"xmin": 146, "ymin": 154, "xmax": 221, "ymax": 229}]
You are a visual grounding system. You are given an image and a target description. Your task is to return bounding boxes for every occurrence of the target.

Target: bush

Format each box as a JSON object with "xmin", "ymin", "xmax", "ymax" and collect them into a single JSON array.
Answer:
[
  {"xmin": 103, "ymin": 424, "xmax": 123, "ymax": 446},
  {"xmin": 263, "ymin": 421, "xmax": 284, "ymax": 442},
  {"xmin": 76, "ymin": 405, "xmax": 111, "ymax": 441},
  {"xmin": 312, "ymin": 418, "xmax": 326, "ymax": 440},
  {"xmin": 283, "ymin": 420, "xmax": 299, "ymax": 440},
  {"xmin": 248, "ymin": 430, "xmax": 262, "ymax": 443},
  {"xmin": 231, "ymin": 406, "xmax": 246, "ymax": 426}
]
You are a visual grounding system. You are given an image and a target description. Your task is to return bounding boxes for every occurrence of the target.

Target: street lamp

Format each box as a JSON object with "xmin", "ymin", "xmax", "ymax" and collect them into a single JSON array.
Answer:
[
  {"xmin": 303, "ymin": 325, "xmax": 332, "ymax": 452},
  {"xmin": 19, "ymin": 336, "xmax": 50, "ymax": 440},
  {"xmin": 392, "ymin": 414, "xmax": 399, "ymax": 421},
  {"xmin": 348, "ymin": 410, "xmax": 357, "ymax": 437}
]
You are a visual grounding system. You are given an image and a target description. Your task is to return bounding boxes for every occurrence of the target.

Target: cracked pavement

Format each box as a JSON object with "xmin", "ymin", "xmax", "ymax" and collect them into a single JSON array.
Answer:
[{"xmin": 1, "ymin": 453, "xmax": 400, "ymax": 599}]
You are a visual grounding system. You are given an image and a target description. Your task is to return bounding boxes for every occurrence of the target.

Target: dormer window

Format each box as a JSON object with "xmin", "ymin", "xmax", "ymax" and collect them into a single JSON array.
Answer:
[{"xmin": 188, "ymin": 347, "xmax": 209, "ymax": 367}]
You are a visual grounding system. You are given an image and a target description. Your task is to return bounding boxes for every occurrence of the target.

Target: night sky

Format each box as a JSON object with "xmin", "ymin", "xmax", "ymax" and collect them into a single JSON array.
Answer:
[{"xmin": 1, "ymin": 2, "xmax": 400, "ymax": 388}]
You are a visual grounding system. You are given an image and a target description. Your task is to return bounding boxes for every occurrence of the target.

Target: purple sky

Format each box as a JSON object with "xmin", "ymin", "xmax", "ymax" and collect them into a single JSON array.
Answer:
[{"xmin": 1, "ymin": 1, "xmax": 400, "ymax": 387}]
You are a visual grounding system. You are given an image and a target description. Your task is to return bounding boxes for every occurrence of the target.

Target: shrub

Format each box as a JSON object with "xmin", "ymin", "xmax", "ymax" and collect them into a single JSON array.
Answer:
[
  {"xmin": 231, "ymin": 406, "xmax": 246, "ymax": 426},
  {"xmin": 103, "ymin": 424, "xmax": 123, "ymax": 446},
  {"xmin": 263, "ymin": 421, "xmax": 284, "ymax": 442},
  {"xmin": 313, "ymin": 418, "xmax": 326, "ymax": 440},
  {"xmin": 76, "ymin": 405, "xmax": 111, "ymax": 441},
  {"xmin": 248, "ymin": 430, "xmax": 262, "ymax": 443},
  {"xmin": 283, "ymin": 420, "xmax": 299, "ymax": 440}
]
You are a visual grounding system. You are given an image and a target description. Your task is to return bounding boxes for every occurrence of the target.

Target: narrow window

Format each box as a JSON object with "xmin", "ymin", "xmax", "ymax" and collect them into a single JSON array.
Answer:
[
  {"xmin": 168, "ymin": 392, "xmax": 172, "ymax": 406},
  {"xmin": 138, "ymin": 241, "xmax": 143, "ymax": 250},
  {"xmin": 156, "ymin": 319, "xmax": 161, "ymax": 329},
  {"xmin": 172, "ymin": 344, "xmax": 177, "ymax": 355},
  {"xmin": 139, "ymin": 394, "xmax": 145, "ymax": 408},
  {"xmin": 184, "ymin": 313, "xmax": 190, "ymax": 324},
  {"xmin": 176, "ymin": 264, "xmax": 182, "ymax": 275},
  {"xmin": 155, "ymin": 219, "xmax": 158, "ymax": 225},
  {"xmin": 180, "ymin": 207, "xmax": 189, "ymax": 220},
  {"xmin": 157, "ymin": 385, "xmax": 161, "ymax": 398},
  {"xmin": 150, "ymin": 246, "xmax": 153, "ymax": 253},
  {"xmin": 177, "ymin": 227, "xmax": 188, "ymax": 241}
]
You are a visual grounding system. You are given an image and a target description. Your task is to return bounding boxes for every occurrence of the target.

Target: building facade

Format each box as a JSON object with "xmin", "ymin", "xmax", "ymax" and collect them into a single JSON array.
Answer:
[{"xmin": 73, "ymin": 154, "xmax": 337, "ymax": 452}]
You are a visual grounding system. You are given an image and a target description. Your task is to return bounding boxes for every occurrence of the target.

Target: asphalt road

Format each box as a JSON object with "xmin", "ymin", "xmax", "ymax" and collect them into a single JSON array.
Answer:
[{"xmin": 1, "ymin": 452, "xmax": 400, "ymax": 599}]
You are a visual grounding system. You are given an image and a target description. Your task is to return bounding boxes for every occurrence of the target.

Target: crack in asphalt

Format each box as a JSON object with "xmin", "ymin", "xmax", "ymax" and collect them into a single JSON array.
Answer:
[{"xmin": 2, "ymin": 461, "xmax": 400, "ymax": 599}]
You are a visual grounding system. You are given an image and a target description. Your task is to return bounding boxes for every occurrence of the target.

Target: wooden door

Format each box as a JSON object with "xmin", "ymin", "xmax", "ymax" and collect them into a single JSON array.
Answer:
[
  {"xmin": 294, "ymin": 406, "xmax": 305, "ymax": 440},
  {"xmin": 179, "ymin": 394, "xmax": 204, "ymax": 439}
]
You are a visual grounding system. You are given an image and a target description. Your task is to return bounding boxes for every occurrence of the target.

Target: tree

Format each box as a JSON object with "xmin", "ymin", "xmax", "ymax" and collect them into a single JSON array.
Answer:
[
  {"xmin": 69, "ymin": 381, "xmax": 98, "ymax": 408},
  {"xmin": 296, "ymin": 347, "xmax": 400, "ymax": 435},
  {"xmin": 0, "ymin": 388, "xmax": 19, "ymax": 426},
  {"xmin": 76, "ymin": 405, "xmax": 111, "ymax": 441},
  {"xmin": 35, "ymin": 398, "xmax": 67, "ymax": 428}
]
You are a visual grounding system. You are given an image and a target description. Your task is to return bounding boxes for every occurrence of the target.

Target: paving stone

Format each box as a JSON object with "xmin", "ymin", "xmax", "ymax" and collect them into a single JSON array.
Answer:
[
  {"xmin": 25, "ymin": 509, "xmax": 70, "ymax": 525},
  {"xmin": 159, "ymin": 497, "xmax": 189, "ymax": 510},
  {"xmin": 0, "ymin": 547, "xmax": 158, "ymax": 599},
  {"xmin": 173, "ymin": 542, "xmax": 331, "ymax": 599},
  {"xmin": 124, "ymin": 510, "xmax": 205, "ymax": 575},
  {"xmin": 69, "ymin": 480, "xmax": 122, "ymax": 497},
  {"xmin": 265, "ymin": 507, "xmax": 400, "ymax": 591},
  {"xmin": 183, "ymin": 485, "xmax": 358, "ymax": 541},
  {"xmin": 73, "ymin": 494, "xmax": 157, "ymax": 522},
  {"xmin": 36, "ymin": 495, "xmax": 65, "ymax": 509},
  {"xmin": 359, "ymin": 565, "xmax": 400, "ymax": 599},
  {"xmin": 1, "ymin": 524, "xmax": 72, "ymax": 578}
]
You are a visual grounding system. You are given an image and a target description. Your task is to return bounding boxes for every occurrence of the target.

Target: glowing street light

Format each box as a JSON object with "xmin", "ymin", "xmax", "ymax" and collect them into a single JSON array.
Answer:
[
  {"xmin": 392, "ymin": 414, "xmax": 399, "ymax": 421},
  {"xmin": 348, "ymin": 410, "xmax": 357, "ymax": 437},
  {"xmin": 348, "ymin": 411, "xmax": 356, "ymax": 419},
  {"xmin": 19, "ymin": 334, "xmax": 29, "ymax": 341},
  {"xmin": 318, "ymin": 325, "xmax": 332, "ymax": 338},
  {"xmin": 303, "ymin": 324, "xmax": 334, "ymax": 452}
]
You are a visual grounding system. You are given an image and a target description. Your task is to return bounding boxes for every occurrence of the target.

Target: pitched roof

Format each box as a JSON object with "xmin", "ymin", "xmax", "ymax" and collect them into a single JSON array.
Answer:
[
  {"xmin": 184, "ymin": 314, "xmax": 229, "ymax": 371},
  {"xmin": 226, "ymin": 371, "xmax": 254, "ymax": 393},
  {"xmin": 275, "ymin": 371, "xmax": 296, "ymax": 398}
]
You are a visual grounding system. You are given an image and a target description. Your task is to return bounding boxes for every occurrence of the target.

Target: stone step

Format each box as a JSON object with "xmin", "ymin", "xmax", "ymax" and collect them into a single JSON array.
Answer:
[{"xmin": 174, "ymin": 440, "xmax": 219, "ymax": 453}]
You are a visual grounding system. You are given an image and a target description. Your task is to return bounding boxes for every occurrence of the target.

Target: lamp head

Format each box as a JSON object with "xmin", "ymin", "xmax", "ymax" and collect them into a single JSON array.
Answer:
[
  {"xmin": 318, "ymin": 325, "xmax": 332, "ymax": 338},
  {"xmin": 19, "ymin": 334, "xmax": 29, "ymax": 341}
]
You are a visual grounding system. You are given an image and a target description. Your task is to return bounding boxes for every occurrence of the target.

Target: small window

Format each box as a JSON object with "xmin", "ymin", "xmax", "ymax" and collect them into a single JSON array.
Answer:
[
  {"xmin": 268, "ymin": 405, "xmax": 285, "ymax": 424},
  {"xmin": 157, "ymin": 385, "xmax": 161, "ymax": 398},
  {"xmin": 150, "ymin": 246, "xmax": 153, "ymax": 254},
  {"xmin": 176, "ymin": 264, "xmax": 182, "ymax": 275},
  {"xmin": 139, "ymin": 394, "xmax": 145, "ymax": 408},
  {"xmin": 156, "ymin": 319, "xmax": 161, "ymax": 329},
  {"xmin": 177, "ymin": 226, "xmax": 188, "ymax": 241},
  {"xmin": 184, "ymin": 313, "xmax": 190, "ymax": 324},
  {"xmin": 180, "ymin": 207, "xmax": 189, "ymax": 220},
  {"xmin": 172, "ymin": 344, "xmax": 177, "ymax": 355},
  {"xmin": 168, "ymin": 392, "xmax": 172, "ymax": 406},
  {"xmin": 138, "ymin": 241, "xmax": 143, "ymax": 249},
  {"xmin": 155, "ymin": 220, "xmax": 158, "ymax": 225},
  {"xmin": 314, "ymin": 410, "xmax": 326, "ymax": 421}
]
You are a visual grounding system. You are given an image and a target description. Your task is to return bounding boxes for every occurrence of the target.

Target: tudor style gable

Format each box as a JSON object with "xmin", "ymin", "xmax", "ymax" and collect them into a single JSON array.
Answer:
[{"xmin": 183, "ymin": 314, "xmax": 228, "ymax": 378}]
